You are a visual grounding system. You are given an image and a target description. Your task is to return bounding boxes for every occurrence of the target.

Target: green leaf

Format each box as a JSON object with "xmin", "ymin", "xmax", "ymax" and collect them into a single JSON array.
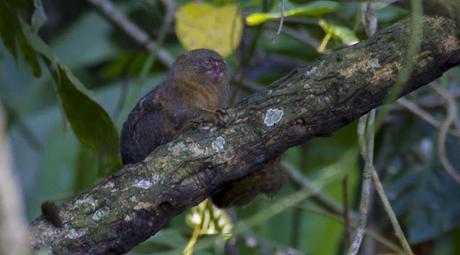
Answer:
[
  {"xmin": 73, "ymin": 145, "xmax": 99, "ymax": 192},
  {"xmin": 21, "ymin": 21, "xmax": 122, "ymax": 176},
  {"xmin": 0, "ymin": 0, "xmax": 41, "ymax": 76},
  {"xmin": 319, "ymin": 20, "xmax": 359, "ymax": 46},
  {"xmin": 55, "ymin": 66, "xmax": 122, "ymax": 175},
  {"xmin": 31, "ymin": 0, "xmax": 47, "ymax": 33},
  {"xmin": 246, "ymin": 1, "xmax": 339, "ymax": 25}
]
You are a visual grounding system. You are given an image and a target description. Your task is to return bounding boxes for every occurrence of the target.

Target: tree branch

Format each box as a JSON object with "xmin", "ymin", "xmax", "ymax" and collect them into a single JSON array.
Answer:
[{"xmin": 30, "ymin": 16, "xmax": 460, "ymax": 254}]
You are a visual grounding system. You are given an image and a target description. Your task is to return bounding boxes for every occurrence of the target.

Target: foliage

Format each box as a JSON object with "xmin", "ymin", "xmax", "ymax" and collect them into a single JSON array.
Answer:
[
  {"xmin": 0, "ymin": 0, "xmax": 459, "ymax": 254},
  {"xmin": 245, "ymin": 1, "xmax": 339, "ymax": 25},
  {"xmin": 0, "ymin": 0, "xmax": 121, "ymax": 178}
]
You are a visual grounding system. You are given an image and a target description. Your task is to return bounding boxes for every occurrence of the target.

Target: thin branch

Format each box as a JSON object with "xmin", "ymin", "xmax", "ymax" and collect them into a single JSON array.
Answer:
[
  {"xmin": 116, "ymin": 0, "xmax": 176, "ymax": 124},
  {"xmin": 230, "ymin": 15, "xmax": 265, "ymax": 104},
  {"xmin": 397, "ymin": 97, "xmax": 460, "ymax": 137},
  {"xmin": 371, "ymin": 166, "xmax": 414, "ymax": 255},
  {"xmin": 293, "ymin": 203, "xmax": 404, "ymax": 254},
  {"xmin": 349, "ymin": 4, "xmax": 377, "ymax": 253},
  {"xmin": 342, "ymin": 176, "xmax": 351, "ymax": 248},
  {"xmin": 392, "ymin": 87, "xmax": 460, "ymax": 109},
  {"xmin": 266, "ymin": 22, "xmax": 320, "ymax": 50},
  {"xmin": 271, "ymin": 0, "xmax": 285, "ymax": 42},
  {"xmin": 282, "ymin": 162, "xmax": 405, "ymax": 254},
  {"xmin": 87, "ymin": 0, "xmax": 174, "ymax": 68},
  {"xmin": 431, "ymin": 85, "xmax": 460, "ymax": 184},
  {"xmin": 348, "ymin": 110, "xmax": 375, "ymax": 255},
  {"xmin": 282, "ymin": 161, "xmax": 344, "ymax": 215}
]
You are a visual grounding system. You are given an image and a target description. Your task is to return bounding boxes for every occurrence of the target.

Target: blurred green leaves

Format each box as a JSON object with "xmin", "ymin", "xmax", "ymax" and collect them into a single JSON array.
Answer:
[
  {"xmin": 318, "ymin": 20, "xmax": 359, "ymax": 52},
  {"xmin": 0, "ymin": 0, "xmax": 41, "ymax": 76},
  {"xmin": 22, "ymin": 24, "xmax": 122, "ymax": 175},
  {"xmin": 31, "ymin": 0, "xmax": 47, "ymax": 33},
  {"xmin": 246, "ymin": 1, "xmax": 339, "ymax": 25},
  {"xmin": 50, "ymin": 11, "xmax": 118, "ymax": 69},
  {"xmin": 0, "ymin": 0, "xmax": 122, "ymax": 176},
  {"xmin": 184, "ymin": 199, "xmax": 234, "ymax": 254},
  {"xmin": 381, "ymin": 117, "xmax": 460, "ymax": 244}
]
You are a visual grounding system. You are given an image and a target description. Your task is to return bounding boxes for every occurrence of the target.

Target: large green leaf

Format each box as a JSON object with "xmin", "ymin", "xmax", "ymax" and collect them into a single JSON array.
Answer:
[{"xmin": 20, "ymin": 21, "xmax": 122, "ymax": 175}]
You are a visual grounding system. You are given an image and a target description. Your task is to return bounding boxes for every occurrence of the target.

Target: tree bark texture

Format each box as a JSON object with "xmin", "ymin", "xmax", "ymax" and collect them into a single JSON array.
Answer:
[{"xmin": 30, "ymin": 16, "xmax": 460, "ymax": 254}]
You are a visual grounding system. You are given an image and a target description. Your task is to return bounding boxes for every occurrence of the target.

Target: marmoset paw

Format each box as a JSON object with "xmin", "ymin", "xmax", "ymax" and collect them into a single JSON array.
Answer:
[{"xmin": 216, "ymin": 108, "xmax": 229, "ymax": 128}]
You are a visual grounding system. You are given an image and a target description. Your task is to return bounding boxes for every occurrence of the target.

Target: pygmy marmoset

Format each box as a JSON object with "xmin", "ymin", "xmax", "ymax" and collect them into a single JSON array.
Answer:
[{"xmin": 120, "ymin": 48, "xmax": 285, "ymax": 207}]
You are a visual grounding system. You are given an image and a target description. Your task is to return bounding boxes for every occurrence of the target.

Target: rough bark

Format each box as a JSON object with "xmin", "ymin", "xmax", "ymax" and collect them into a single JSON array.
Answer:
[{"xmin": 30, "ymin": 16, "xmax": 460, "ymax": 254}]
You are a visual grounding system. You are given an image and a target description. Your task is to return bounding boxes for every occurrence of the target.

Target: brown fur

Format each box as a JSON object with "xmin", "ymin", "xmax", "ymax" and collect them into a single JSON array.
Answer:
[
  {"xmin": 120, "ymin": 49, "xmax": 227, "ymax": 164},
  {"xmin": 120, "ymin": 48, "xmax": 286, "ymax": 207}
]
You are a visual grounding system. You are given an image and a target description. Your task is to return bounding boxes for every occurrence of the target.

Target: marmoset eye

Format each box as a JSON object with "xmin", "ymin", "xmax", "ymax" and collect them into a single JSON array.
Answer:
[{"xmin": 202, "ymin": 59, "xmax": 212, "ymax": 69}]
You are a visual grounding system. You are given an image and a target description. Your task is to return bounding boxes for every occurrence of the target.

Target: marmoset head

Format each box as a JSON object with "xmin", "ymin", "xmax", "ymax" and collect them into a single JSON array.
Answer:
[{"xmin": 171, "ymin": 48, "xmax": 228, "ymax": 85}]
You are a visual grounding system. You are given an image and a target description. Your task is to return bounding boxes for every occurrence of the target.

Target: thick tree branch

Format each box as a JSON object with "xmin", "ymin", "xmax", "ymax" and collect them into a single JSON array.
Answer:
[{"xmin": 30, "ymin": 16, "xmax": 460, "ymax": 254}]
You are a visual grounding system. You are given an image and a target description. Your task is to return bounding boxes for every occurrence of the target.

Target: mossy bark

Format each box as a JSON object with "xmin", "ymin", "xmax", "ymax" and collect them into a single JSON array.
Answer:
[{"xmin": 30, "ymin": 16, "xmax": 460, "ymax": 254}]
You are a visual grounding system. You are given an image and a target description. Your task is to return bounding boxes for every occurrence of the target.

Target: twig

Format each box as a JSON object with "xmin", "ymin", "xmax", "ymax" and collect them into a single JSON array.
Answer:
[
  {"xmin": 282, "ymin": 162, "xmax": 405, "ymax": 254},
  {"xmin": 282, "ymin": 161, "xmax": 344, "ymax": 214},
  {"xmin": 271, "ymin": 0, "xmax": 285, "ymax": 42},
  {"xmin": 115, "ymin": 0, "xmax": 176, "ymax": 124},
  {"xmin": 343, "ymin": 176, "xmax": 350, "ymax": 248},
  {"xmin": 397, "ymin": 97, "xmax": 460, "ymax": 137},
  {"xmin": 87, "ymin": 0, "xmax": 174, "ymax": 68},
  {"xmin": 417, "ymin": 87, "xmax": 460, "ymax": 108},
  {"xmin": 266, "ymin": 22, "xmax": 320, "ymax": 50},
  {"xmin": 230, "ymin": 11, "xmax": 265, "ymax": 104},
  {"xmin": 349, "ymin": 2, "xmax": 414, "ymax": 254},
  {"xmin": 392, "ymin": 87, "xmax": 460, "ymax": 109},
  {"xmin": 293, "ymin": 203, "xmax": 404, "ymax": 254},
  {"xmin": 371, "ymin": 166, "xmax": 414, "ymax": 255},
  {"xmin": 348, "ymin": 110, "xmax": 375, "ymax": 255},
  {"xmin": 431, "ymin": 85, "xmax": 460, "ymax": 184},
  {"xmin": 357, "ymin": 114, "xmax": 368, "ymax": 158}
]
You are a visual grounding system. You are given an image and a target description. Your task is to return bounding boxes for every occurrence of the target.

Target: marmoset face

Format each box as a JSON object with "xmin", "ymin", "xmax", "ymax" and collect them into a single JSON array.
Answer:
[{"xmin": 171, "ymin": 48, "xmax": 228, "ymax": 85}]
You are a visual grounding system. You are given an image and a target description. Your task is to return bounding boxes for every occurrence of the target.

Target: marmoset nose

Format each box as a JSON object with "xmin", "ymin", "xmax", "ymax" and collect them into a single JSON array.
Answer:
[{"xmin": 213, "ymin": 61, "xmax": 224, "ymax": 74}]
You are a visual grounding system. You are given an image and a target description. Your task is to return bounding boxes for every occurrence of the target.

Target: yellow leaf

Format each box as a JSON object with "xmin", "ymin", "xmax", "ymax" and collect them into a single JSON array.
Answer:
[{"xmin": 175, "ymin": 3, "xmax": 243, "ymax": 57}]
